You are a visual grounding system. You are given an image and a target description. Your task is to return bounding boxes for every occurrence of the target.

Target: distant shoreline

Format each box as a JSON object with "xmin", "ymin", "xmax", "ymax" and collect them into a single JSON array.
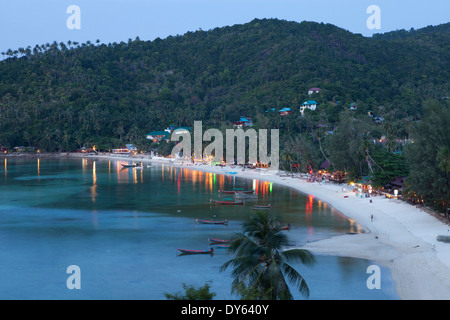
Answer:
[{"xmin": 4, "ymin": 152, "xmax": 450, "ymax": 299}]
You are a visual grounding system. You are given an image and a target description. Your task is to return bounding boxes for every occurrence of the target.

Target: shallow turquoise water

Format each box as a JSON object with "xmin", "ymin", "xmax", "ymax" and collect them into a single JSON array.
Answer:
[{"xmin": 0, "ymin": 157, "xmax": 398, "ymax": 299}]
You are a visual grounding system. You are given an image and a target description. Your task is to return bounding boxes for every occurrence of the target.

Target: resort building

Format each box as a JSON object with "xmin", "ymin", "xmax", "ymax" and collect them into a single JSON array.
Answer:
[
  {"xmin": 172, "ymin": 127, "xmax": 191, "ymax": 135},
  {"xmin": 146, "ymin": 131, "xmax": 170, "ymax": 142},
  {"xmin": 308, "ymin": 87, "xmax": 321, "ymax": 95},
  {"xmin": 112, "ymin": 144, "xmax": 138, "ymax": 154},
  {"xmin": 279, "ymin": 107, "xmax": 292, "ymax": 116},
  {"xmin": 300, "ymin": 100, "xmax": 318, "ymax": 115},
  {"xmin": 233, "ymin": 117, "xmax": 253, "ymax": 128}
]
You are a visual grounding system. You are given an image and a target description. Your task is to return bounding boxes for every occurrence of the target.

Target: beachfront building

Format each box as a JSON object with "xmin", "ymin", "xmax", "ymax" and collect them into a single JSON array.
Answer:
[
  {"xmin": 308, "ymin": 87, "xmax": 321, "ymax": 95},
  {"xmin": 111, "ymin": 148, "xmax": 131, "ymax": 154},
  {"xmin": 112, "ymin": 144, "xmax": 138, "ymax": 154},
  {"xmin": 300, "ymin": 100, "xmax": 318, "ymax": 116}
]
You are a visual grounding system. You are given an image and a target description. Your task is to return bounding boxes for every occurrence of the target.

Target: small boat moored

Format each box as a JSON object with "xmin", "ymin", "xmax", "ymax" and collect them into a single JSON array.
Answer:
[
  {"xmin": 196, "ymin": 219, "xmax": 228, "ymax": 225},
  {"xmin": 121, "ymin": 163, "xmax": 139, "ymax": 168},
  {"xmin": 281, "ymin": 224, "xmax": 291, "ymax": 231},
  {"xmin": 177, "ymin": 248, "xmax": 214, "ymax": 255},
  {"xmin": 210, "ymin": 199, "xmax": 244, "ymax": 205}
]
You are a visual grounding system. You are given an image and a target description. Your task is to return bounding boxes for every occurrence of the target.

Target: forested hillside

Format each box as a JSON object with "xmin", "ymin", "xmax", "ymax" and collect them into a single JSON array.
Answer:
[
  {"xmin": 0, "ymin": 18, "xmax": 448, "ymax": 149},
  {"xmin": 0, "ymin": 18, "xmax": 449, "ymax": 211}
]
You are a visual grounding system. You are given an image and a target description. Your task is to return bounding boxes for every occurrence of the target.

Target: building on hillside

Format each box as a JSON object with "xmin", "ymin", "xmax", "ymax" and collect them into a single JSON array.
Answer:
[
  {"xmin": 308, "ymin": 87, "xmax": 321, "ymax": 95},
  {"xmin": 374, "ymin": 116, "xmax": 384, "ymax": 124},
  {"xmin": 233, "ymin": 117, "xmax": 253, "ymax": 128},
  {"xmin": 172, "ymin": 127, "xmax": 191, "ymax": 135},
  {"xmin": 146, "ymin": 131, "xmax": 170, "ymax": 142},
  {"xmin": 164, "ymin": 124, "xmax": 177, "ymax": 134},
  {"xmin": 278, "ymin": 108, "xmax": 292, "ymax": 116},
  {"xmin": 300, "ymin": 100, "xmax": 318, "ymax": 115}
]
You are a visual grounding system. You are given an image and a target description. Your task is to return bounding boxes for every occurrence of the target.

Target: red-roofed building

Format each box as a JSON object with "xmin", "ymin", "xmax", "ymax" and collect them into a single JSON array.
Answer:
[{"xmin": 308, "ymin": 87, "xmax": 321, "ymax": 95}]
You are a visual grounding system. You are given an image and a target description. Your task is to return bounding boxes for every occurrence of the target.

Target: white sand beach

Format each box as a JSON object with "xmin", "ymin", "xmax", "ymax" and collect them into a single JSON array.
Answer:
[
  {"xmin": 167, "ymin": 160, "xmax": 450, "ymax": 300},
  {"xmin": 41, "ymin": 153, "xmax": 450, "ymax": 299}
]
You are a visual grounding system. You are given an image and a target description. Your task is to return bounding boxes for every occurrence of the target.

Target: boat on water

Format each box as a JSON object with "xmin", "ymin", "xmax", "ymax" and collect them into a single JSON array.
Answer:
[
  {"xmin": 121, "ymin": 163, "xmax": 139, "ymax": 168},
  {"xmin": 214, "ymin": 245, "xmax": 231, "ymax": 249},
  {"xmin": 253, "ymin": 204, "xmax": 271, "ymax": 209},
  {"xmin": 208, "ymin": 238, "xmax": 232, "ymax": 244},
  {"xmin": 177, "ymin": 248, "xmax": 214, "ymax": 255},
  {"xmin": 210, "ymin": 199, "xmax": 244, "ymax": 205},
  {"xmin": 196, "ymin": 219, "xmax": 228, "ymax": 225},
  {"xmin": 218, "ymin": 188, "xmax": 253, "ymax": 194},
  {"xmin": 281, "ymin": 224, "xmax": 291, "ymax": 231}
]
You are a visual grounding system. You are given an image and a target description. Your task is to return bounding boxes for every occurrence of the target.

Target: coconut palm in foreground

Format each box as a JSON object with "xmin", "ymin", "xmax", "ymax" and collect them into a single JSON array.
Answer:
[{"xmin": 220, "ymin": 212, "xmax": 315, "ymax": 300}]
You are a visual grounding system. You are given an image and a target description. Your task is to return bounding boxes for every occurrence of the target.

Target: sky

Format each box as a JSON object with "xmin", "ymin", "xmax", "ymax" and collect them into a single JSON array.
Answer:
[{"xmin": 0, "ymin": 0, "xmax": 449, "ymax": 54}]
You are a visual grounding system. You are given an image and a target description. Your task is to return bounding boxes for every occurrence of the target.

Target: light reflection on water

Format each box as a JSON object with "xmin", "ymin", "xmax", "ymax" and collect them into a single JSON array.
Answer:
[{"xmin": 0, "ymin": 157, "xmax": 397, "ymax": 299}]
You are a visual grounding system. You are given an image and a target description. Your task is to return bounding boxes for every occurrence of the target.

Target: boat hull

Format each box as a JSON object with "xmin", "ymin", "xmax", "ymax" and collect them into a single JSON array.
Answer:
[
  {"xmin": 210, "ymin": 200, "xmax": 244, "ymax": 205},
  {"xmin": 177, "ymin": 249, "xmax": 214, "ymax": 254},
  {"xmin": 196, "ymin": 219, "xmax": 228, "ymax": 225}
]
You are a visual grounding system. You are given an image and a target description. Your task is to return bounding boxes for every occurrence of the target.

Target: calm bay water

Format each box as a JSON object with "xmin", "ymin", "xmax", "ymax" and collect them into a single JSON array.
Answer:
[{"xmin": 0, "ymin": 157, "xmax": 398, "ymax": 299}]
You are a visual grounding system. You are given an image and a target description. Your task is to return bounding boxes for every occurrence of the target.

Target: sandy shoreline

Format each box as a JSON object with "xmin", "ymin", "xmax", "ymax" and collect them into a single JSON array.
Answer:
[{"xmin": 5, "ymin": 152, "xmax": 450, "ymax": 299}]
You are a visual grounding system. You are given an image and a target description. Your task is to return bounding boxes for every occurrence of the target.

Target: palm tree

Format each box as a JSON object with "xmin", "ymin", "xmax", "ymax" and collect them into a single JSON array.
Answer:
[{"xmin": 221, "ymin": 212, "xmax": 315, "ymax": 300}]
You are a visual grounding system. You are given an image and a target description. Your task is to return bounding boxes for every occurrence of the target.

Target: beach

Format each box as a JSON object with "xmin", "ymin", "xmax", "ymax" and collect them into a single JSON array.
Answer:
[{"xmin": 6, "ymin": 152, "xmax": 450, "ymax": 299}]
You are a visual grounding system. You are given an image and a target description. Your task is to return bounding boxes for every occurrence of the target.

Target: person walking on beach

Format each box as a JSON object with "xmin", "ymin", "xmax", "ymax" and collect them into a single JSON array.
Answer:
[{"xmin": 371, "ymin": 214, "xmax": 373, "ymax": 222}]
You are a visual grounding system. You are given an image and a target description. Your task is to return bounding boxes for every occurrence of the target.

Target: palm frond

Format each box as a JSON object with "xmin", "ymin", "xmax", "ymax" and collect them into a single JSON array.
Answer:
[
  {"xmin": 281, "ymin": 248, "xmax": 316, "ymax": 265},
  {"xmin": 281, "ymin": 263, "xmax": 310, "ymax": 298}
]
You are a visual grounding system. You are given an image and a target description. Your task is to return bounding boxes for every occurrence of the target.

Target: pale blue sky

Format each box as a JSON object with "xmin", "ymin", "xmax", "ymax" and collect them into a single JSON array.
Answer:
[{"xmin": 0, "ymin": 0, "xmax": 449, "ymax": 54}]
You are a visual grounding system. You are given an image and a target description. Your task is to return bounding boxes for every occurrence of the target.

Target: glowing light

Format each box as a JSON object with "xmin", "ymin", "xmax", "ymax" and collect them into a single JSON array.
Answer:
[{"xmin": 91, "ymin": 161, "xmax": 97, "ymax": 203}]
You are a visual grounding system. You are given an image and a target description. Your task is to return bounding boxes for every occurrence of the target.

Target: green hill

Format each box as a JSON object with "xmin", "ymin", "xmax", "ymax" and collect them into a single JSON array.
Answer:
[{"xmin": 0, "ymin": 18, "xmax": 448, "ymax": 151}]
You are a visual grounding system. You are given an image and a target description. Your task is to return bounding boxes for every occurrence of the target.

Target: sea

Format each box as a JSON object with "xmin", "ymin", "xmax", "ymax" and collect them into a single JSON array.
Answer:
[{"xmin": 0, "ymin": 157, "xmax": 399, "ymax": 300}]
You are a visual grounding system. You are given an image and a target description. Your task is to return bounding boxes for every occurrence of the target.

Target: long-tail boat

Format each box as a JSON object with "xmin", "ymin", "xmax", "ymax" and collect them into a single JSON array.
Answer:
[
  {"xmin": 210, "ymin": 199, "xmax": 244, "ymax": 205},
  {"xmin": 177, "ymin": 248, "xmax": 214, "ymax": 254},
  {"xmin": 196, "ymin": 219, "xmax": 228, "ymax": 225}
]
